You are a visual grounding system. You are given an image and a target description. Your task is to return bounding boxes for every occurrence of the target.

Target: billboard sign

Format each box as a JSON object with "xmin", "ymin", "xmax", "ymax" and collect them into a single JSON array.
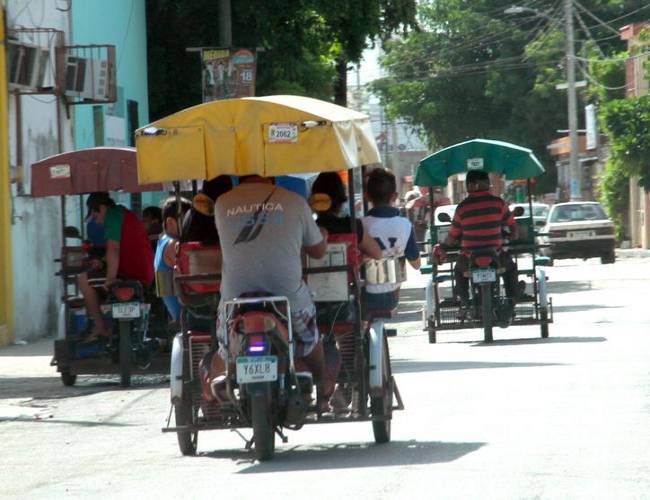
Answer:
[{"xmin": 201, "ymin": 48, "xmax": 256, "ymax": 102}]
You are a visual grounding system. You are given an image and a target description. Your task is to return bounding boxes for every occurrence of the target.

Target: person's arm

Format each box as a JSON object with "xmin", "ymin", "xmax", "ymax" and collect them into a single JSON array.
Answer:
[
  {"xmin": 404, "ymin": 227, "xmax": 421, "ymax": 270},
  {"xmin": 445, "ymin": 209, "xmax": 462, "ymax": 247},
  {"xmin": 303, "ymin": 200, "xmax": 328, "ymax": 259},
  {"xmin": 359, "ymin": 230, "xmax": 382, "ymax": 260},
  {"xmin": 103, "ymin": 206, "xmax": 123, "ymax": 286},
  {"xmin": 163, "ymin": 239, "xmax": 177, "ymax": 267},
  {"xmin": 105, "ymin": 239, "xmax": 120, "ymax": 285},
  {"xmin": 502, "ymin": 203, "xmax": 519, "ymax": 240},
  {"xmin": 305, "ymin": 227, "xmax": 327, "ymax": 259}
]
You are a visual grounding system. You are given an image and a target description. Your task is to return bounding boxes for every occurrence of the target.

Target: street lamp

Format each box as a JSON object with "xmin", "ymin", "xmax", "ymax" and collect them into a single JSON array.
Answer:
[
  {"xmin": 505, "ymin": 2, "xmax": 581, "ymax": 201},
  {"xmin": 504, "ymin": 6, "xmax": 550, "ymax": 18}
]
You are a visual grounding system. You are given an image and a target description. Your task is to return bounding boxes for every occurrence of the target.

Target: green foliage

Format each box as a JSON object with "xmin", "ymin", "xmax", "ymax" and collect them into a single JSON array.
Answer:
[
  {"xmin": 601, "ymin": 96, "xmax": 650, "ymax": 190},
  {"xmin": 599, "ymin": 158, "xmax": 629, "ymax": 240},
  {"xmin": 372, "ymin": 0, "xmax": 648, "ymax": 193},
  {"xmin": 146, "ymin": 0, "xmax": 416, "ymax": 119}
]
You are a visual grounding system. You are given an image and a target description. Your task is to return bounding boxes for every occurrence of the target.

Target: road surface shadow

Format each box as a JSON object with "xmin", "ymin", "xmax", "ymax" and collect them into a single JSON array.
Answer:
[
  {"xmin": 202, "ymin": 440, "xmax": 485, "ymax": 472},
  {"xmin": 391, "ymin": 360, "xmax": 563, "ymax": 374},
  {"xmin": 0, "ymin": 416, "xmax": 135, "ymax": 427},
  {"xmin": 0, "ymin": 375, "xmax": 167, "ymax": 400},
  {"xmin": 552, "ymin": 304, "xmax": 622, "ymax": 313},
  {"xmin": 0, "ymin": 339, "xmax": 53, "ymax": 357},
  {"xmin": 469, "ymin": 336, "xmax": 606, "ymax": 347},
  {"xmin": 546, "ymin": 280, "xmax": 594, "ymax": 294}
]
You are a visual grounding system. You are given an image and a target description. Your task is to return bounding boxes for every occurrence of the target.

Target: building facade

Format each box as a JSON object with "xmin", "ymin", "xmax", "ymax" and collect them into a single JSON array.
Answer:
[
  {"xmin": 1, "ymin": 0, "xmax": 154, "ymax": 345},
  {"xmin": 620, "ymin": 22, "xmax": 650, "ymax": 249}
]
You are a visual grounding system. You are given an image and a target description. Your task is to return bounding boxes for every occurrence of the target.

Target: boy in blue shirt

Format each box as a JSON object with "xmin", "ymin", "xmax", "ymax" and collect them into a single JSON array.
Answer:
[{"xmin": 155, "ymin": 197, "xmax": 192, "ymax": 320}]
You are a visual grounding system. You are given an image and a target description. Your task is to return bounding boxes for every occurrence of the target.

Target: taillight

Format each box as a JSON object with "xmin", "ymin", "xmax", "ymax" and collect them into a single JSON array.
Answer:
[
  {"xmin": 475, "ymin": 256, "xmax": 493, "ymax": 268},
  {"xmin": 596, "ymin": 227, "xmax": 615, "ymax": 235},
  {"xmin": 82, "ymin": 242, "xmax": 92, "ymax": 253},
  {"xmin": 247, "ymin": 334, "xmax": 267, "ymax": 355},
  {"xmin": 549, "ymin": 230, "xmax": 565, "ymax": 238},
  {"xmin": 114, "ymin": 287, "xmax": 135, "ymax": 302}
]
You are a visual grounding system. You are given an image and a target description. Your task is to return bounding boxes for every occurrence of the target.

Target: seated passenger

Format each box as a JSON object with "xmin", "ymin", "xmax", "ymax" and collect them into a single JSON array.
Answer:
[
  {"xmin": 310, "ymin": 172, "xmax": 382, "ymax": 259},
  {"xmin": 143, "ymin": 205, "xmax": 163, "ymax": 250},
  {"xmin": 362, "ymin": 168, "xmax": 421, "ymax": 311},
  {"xmin": 80, "ymin": 192, "xmax": 154, "ymax": 341},
  {"xmin": 180, "ymin": 176, "xmax": 233, "ymax": 244},
  {"xmin": 154, "ymin": 196, "xmax": 192, "ymax": 321},
  {"xmin": 214, "ymin": 175, "xmax": 333, "ymax": 410}
]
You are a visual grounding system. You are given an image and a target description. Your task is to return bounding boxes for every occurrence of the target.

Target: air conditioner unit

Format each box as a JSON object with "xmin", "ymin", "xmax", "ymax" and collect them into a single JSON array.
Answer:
[
  {"xmin": 63, "ymin": 55, "xmax": 113, "ymax": 101},
  {"xmin": 8, "ymin": 41, "xmax": 50, "ymax": 90}
]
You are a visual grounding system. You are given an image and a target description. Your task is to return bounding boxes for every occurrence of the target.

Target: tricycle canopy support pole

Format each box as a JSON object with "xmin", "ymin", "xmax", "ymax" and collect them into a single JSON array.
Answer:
[
  {"xmin": 428, "ymin": 190, "xmax": 435, "ymax": 251},
  {"xmin": 527, "ymin": 178, "xmax": 539, "ymax": 308},
  {"xmin": 173, "ymin": 181, "xmax": 182, "ymax": 230}
]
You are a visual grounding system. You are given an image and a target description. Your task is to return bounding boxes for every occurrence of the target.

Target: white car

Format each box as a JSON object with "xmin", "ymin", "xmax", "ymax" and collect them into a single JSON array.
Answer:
[
  {"xmin": 510, "ymin": 202, "xmax": 550, "ymax": 230},
  {"xmin": 539, "ymin": 202, "xmax": 615, "ymax": 265}
]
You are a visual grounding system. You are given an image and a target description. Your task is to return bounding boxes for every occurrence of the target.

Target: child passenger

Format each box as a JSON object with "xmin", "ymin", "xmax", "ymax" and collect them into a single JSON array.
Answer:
[
  {"xmin": 362, "ymin": 168, "xmax": 421, "ymax": 311},
  {"xmin": 154, "ymin": 196, "xmax": 192, "ymax": 320}
]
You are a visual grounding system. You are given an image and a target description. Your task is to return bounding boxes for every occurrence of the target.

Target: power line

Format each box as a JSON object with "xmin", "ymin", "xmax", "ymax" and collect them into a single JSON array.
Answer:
[
  {"xmin": 383, "ymin": 4, "xmax": 564, "ymax": 71},
  {"xmin": 574, "ymin": 8, "xmax": 606, "ymax": 57},
  {"xmin": 572, "ymin": 0, "xmax": 621, "ymax": 36},
  {"xmin": 577, "ymin": 60, "xmax": 628, "ymax": 90}
]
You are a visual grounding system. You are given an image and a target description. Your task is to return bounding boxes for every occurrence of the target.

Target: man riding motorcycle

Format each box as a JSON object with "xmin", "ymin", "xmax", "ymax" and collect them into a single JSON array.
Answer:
[
  {"xmin": 213, "ymin": 175, "xmax": 332, "ymax": 409},
  {"xmin": 434, "ymin": 170, "xmax": 519, "ymax": 316}
]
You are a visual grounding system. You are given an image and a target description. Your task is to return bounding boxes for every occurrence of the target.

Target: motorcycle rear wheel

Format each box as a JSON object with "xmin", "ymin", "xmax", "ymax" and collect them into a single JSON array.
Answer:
[
  {"xmin": 119, "ymin": 321, "xmax": 132, "ymax": 387},
  {"xmin": 371, "ymin": 335, "xmax": 392, "ymax": 444},
  {"xmin": 251, "ymin": 392, "xmax": 275, "ymax": 461},
  {"xmin": 175, "ymin": 391, "xmax": 198, "ymax": 456},
  {"xmin": 61, "ymin": 369, "xmax": 77, "ymax": 386}
]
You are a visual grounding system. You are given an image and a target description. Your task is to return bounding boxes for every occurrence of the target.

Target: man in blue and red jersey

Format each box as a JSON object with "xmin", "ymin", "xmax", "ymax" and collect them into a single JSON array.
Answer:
[
  {"xmin": 440, "ymin": 170, "xmax": 519, "ymax": 312},
  {"xmin": 80, "ymin": 192, "xmax": 154, "ymax": 341}
]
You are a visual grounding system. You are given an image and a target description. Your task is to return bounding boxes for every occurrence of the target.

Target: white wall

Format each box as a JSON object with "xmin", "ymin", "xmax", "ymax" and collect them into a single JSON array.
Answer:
[{"xmin": 7, "ymin": 1, "xmax": 76, "ymax": 341}]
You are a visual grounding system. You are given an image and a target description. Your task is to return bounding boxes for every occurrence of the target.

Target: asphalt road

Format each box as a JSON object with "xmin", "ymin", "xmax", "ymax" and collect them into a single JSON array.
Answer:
[{"xmin": 1, "ymin": 254, "xmax": 649, "ymax": 499}]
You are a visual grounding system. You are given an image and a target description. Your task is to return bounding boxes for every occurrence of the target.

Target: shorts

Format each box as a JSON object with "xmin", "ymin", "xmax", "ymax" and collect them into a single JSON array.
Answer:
[{"xmin": 217, "ymin": 301, "xmax": 319, "ymax": 358}]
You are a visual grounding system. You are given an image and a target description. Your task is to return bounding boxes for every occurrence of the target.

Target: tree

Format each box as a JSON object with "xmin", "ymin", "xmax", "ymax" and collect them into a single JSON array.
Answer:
[
  {"xmin": 601, "ymin": 95, "xmax": 650, "ymax": 190},
  {"xmin": 146, "ymin": 0, "xmax": 417, "ymax": 120},
  {"xmin": 372, "ymin": 0, "xmax": 649, "ymax": 193},
  {"xmin": 146, "ymin": 0, "xmax": 339, "ymax": 120}
]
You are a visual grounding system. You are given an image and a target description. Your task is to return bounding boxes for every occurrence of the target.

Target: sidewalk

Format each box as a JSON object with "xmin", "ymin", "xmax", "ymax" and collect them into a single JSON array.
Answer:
[{"xmin": 616, "ymin": 248, "xmax": 650, "ymax": 259}]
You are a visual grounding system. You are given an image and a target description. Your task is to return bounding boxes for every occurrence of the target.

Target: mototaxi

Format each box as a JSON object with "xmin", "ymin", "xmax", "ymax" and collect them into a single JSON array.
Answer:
[
  {"xmin": 31, "ymin": 147, "xmax": 173, "ymax": 387},
  {"xmin": 135, "ymin": 95, "xmax": 405, "ymax": 461},
  {"xmin": 416, "ymin": 139, "xmax": 554, "ymax": 343}
]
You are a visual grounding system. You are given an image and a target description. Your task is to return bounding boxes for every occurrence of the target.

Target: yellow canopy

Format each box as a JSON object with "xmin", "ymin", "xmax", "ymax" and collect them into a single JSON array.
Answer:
[{"xmin": 135, "ymin": 95, "xmax": 381, "ymax": 183}]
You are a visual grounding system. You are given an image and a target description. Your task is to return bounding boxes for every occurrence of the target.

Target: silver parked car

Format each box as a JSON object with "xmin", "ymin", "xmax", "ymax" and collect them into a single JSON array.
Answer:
[{"xmin": 539, "ymin": 202, "xmax": 616, "ymax": 265}]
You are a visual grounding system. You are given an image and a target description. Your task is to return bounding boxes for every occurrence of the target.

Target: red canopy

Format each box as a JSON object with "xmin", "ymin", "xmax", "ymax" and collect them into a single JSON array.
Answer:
[{"xmin": 31, "ymin": 147, "xmax": 163, "ymax": 197}]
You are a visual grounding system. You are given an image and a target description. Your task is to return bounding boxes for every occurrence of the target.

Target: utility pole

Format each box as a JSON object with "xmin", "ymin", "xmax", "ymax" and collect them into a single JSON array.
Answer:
[
  {"xmin": 218, "ymin": 0, "xmax": 232, "ymax": 47},
  {"xmin": 564, "ymin": 0, "xmax": 581, "ymax": 200}
]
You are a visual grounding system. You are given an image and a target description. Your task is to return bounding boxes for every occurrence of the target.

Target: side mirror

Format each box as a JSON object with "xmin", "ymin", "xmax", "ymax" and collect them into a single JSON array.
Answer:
[
  {"xmin": 64, "ymin": 226, "xmax": 82, "ymax": 239},
  {"xmin": 513, "ymin": 206, "xmax": 525, "ymax": 217},
  {"xmin": 437, "ymin": 212, "xmax": 451, "ymax": 223}
]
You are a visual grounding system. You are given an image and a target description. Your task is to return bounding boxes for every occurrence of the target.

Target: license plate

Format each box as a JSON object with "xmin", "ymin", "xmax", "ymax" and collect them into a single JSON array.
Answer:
[
  {"xmin": 472, "ymin": 268, "xmax": 496, "ymax": 283},
  {"xmin": 236, "ymin": 356, "xmax": 278, "ymax": 384},
  {"xmin": 112, "ymin": 302, "xmax": 141, "ymax": 319},
  {"xmin": 567, "ymin": 230, "xmax": 595, "ymax": 240}
]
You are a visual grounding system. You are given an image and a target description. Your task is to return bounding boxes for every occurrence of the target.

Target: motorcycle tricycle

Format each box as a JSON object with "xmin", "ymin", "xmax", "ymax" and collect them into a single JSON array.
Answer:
[
  {"xmin": 417, "ymin": 139, "xmax": 553, "ymax": 343},
  {"xmin": 135, "ymin": 95, "xmax": 404, "ymax": 460},
  {"xmin": 31, "ymin": 147, "xmax": 172, "ymax": 387}
]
